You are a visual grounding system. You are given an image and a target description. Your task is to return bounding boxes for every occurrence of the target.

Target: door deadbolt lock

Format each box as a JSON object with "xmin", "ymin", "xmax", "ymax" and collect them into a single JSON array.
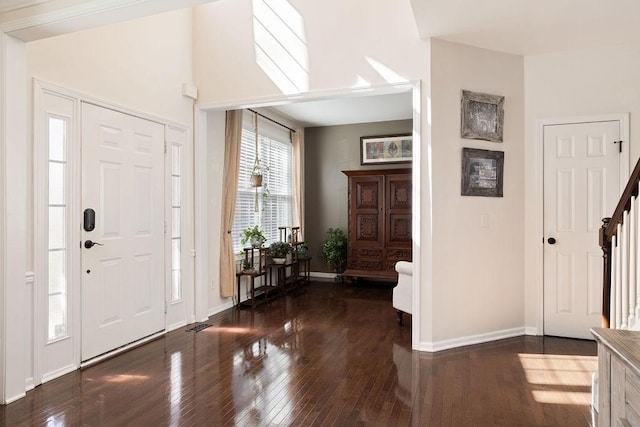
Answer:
[{"xmin": 83, "ymin": 208, "xmax": 95, "ymax": 232}]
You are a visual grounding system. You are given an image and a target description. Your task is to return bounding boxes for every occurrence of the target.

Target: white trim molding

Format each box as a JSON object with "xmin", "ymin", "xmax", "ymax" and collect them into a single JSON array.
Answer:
[
  {"xmin": 529, "ymin": 113, "xmax": 630, "ymax": 336},
  {"xmin": 0, "ymin": 0, "xmax": 212, "ymax": 41},
  {"xmin": 194, "ymin": 80, "xmax": 424, "ymax": 352},
  {"xmin": 207, "ymin": 300, "xmax": 234, "ymax": 318},
  {"xmin": 0, "ymin": 31, "xmax": 28, "ymax": 405},
  {"xmin": 24, "ymin": 271, "xmax": 34, "ymax": 393},
  {"xmin": 309, "ymin": 272, "xmax": 338, "ymax": 280},
  {"xmin": 166, "ymin": 320, "xmax": 188, "ymax": 333},
  {"xmin": 80, "ymin": 331, "xmax": 165, "ymax": 368},
  {"xmin": 32, "ymin": 79, "xmax": 195, "ymax": 393},
  {"xmin": 419, "ymin": 327, "xmax": 526, "ymax": 353}
]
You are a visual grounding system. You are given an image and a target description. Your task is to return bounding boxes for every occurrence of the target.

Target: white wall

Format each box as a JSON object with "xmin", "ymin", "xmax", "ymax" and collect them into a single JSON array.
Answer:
[
  {"xmin": 430, "ymin": 40, "xmax": 525, "ymax": 344},
  {"xmin": 524, "ymin": 42, "xmax": 640, "ymax": 329},
  {"xmin": 194, "ymin": 0, "xmax": 428, "ymax": 104},
  {"xmin": 27, "ymin": 8, "xmax": 194, "ymax": 126}
]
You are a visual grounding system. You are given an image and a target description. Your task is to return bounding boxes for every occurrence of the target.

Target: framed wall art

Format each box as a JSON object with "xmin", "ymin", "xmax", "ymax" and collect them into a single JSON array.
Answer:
[
  {"xmin": 460, "ymin": 90, "xmax": 504, "ymax": 142},
  {"xmin": 360, "ymin": 134, "xmax": 412, "ymax": 165},
  {"xmin": 461, "ymin": 147, "xmax": 504, "ymax": 197}
]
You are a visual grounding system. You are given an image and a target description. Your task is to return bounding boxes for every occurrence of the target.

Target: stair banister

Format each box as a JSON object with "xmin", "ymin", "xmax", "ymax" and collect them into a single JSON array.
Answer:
[{"xmin": 601, "ymin": 157, "xmax": 640, "ymax": 328}]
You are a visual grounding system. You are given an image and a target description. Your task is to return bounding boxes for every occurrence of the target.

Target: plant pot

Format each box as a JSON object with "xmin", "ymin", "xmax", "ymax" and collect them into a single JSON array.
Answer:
[
  {"xmin": 272, "ymin": 257, "xmax": 286, "ymax": 264},
  {"xmin": 250, "ymin": 236, "xmax": 264, "ymax": 248},
  {"xmin": 250, "ymin": 173, "xmax": 263, "ymax": 187}
]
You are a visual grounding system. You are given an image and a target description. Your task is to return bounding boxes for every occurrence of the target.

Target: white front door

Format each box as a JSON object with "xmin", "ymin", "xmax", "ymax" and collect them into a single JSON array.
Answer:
[
  {"xmin": 543, "ymin": 120, "xmax": 621, "ymax": 339},
  {"xmin": 81, "ymin": 103, "xmax": 165, "ymax": 361}
]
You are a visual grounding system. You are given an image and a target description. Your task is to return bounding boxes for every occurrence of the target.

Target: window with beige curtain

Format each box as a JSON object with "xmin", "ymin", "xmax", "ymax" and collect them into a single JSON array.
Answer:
[{"xmin": 232, "ymin": 110, "xmax": 293, "ymax": 252}]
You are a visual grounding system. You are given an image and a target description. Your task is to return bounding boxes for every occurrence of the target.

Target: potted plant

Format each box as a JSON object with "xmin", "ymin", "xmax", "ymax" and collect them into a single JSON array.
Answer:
[
  {"xmin": 269, "ymin": 241, "xmax": 291, "ymax": 264},
  {"xmin": 250, "ymin": 164, "xmax": 263, "ymax": 187},
  {"xmin": 242, "ymin": 258, "xmax": 253, "ymax": 273},
  {"xmin": 321, "ymin": 228, "xmax": 347, "ymax": 274},
  {"xmin": 240, "ymin": 225, "xmax": 266, "ymax": 248},
  {"xmin": 296, "ymin": 242, "xmax": 309, "ymax": 257}
]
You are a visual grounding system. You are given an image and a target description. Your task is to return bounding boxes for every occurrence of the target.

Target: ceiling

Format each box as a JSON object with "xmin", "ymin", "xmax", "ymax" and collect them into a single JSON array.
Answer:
[
  {"xmin": 264, "ymin": 92, "xmax": 413, "ymax": 128},
  {"xmin": 410, "ymin": 0, "xmax": 640, "ymax": 55},
  {"xmin": 0, "ymin": 0, "xmax": 48, "ymax": 14}
]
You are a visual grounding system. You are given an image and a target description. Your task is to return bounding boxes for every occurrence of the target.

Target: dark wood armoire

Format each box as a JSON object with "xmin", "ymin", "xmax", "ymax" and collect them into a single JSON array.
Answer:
[{"xmin": 342, "ymin": 168, "xmax": 412, "ymax": 280}]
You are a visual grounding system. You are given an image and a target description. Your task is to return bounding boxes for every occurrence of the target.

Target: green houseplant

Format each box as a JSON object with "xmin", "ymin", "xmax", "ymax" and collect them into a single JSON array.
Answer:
[
  {"xmin": 296, "ymin": 242, "xmax": 309, "ymax": 257},
  {"xmin": 240, "ymin": 225, "xmax": 266, "ymax": 248},
  {"xmin": 321, "ymin": 228, "xmax": 347, "ymax": 274},
  {"xmin": 269, "ymin": 241, "xmax": 291, "ymax": 263},
  {"xmin": 242, "ymin": 258, "xmax": 253, "ymax": 272}
]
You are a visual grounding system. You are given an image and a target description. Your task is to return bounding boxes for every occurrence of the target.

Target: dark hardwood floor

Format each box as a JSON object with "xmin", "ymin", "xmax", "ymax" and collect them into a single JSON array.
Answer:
[{"xmin": 1, "ymin": 282, "xmax": 597, "ymax": 426}]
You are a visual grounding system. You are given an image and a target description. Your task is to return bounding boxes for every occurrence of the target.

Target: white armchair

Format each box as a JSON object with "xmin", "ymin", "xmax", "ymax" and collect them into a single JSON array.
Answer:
[{"xmin": 394, "ymin": 261, "xmax": 413, "ymax": 325}]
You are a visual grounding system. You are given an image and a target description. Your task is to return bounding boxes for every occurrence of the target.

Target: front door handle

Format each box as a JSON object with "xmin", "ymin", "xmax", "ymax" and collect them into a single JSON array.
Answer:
[
  {"xmin": 84, "ymin": 240, "xmax": 104, "ymax": 249},
  {"xmin": 547, "ymin": 237, "xmax": 556, "ymax": 245}
]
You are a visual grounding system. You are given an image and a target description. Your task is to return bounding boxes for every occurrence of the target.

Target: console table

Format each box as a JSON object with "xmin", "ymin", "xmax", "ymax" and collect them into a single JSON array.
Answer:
[{"xmin": 592, "ymin": 328, "xmax": 640, "ymax": 426}]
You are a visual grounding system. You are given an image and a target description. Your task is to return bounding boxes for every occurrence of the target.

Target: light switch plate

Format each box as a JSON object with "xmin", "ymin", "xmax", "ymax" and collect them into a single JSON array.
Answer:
[{"xmin": 480, "ymin": 214, "xmax": 489, "ymax": 228}]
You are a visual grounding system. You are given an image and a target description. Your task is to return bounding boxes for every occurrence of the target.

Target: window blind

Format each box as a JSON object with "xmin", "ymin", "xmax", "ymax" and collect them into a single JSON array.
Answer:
[{"xmin": 232, "ymin": 111, "xmax": 293, "ymax": 252}]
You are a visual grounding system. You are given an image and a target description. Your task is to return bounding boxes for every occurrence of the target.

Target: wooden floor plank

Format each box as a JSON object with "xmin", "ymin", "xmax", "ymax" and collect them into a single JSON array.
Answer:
[{"xmin": 0, "ymin": 281, "xmax": 597, "ymax": 426}]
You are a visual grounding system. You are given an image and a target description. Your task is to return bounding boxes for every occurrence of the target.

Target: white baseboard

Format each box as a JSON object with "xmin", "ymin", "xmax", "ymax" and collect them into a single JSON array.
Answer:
[
  {"xmin": 4, "ymin": 392, "xmax": 26, "ymax": 404},
  {"xmin": 166, "ymin": 320, "xmax": 188, "ymax": 333},
  {"xmin": 207, "ymin": 299, "xmax": 234, "ymax": 318},
  {"xmin": 309, "ymin": 271, "xmax": 337, "ymax": 280},
  {"xmin": 81, "ymin": 331, "xmax": 164, "ymax": 368},
  {"xmin": 25, "ymin": 377, "xmax": 34, "ymax": 392},
  {"xmin": 525, "ymin": 326, "xmax": 539, "ymax": 336},
  {"xmin": 41, "ymin": 363, "xmax": 78, "ymax": 384},
  {"xmin": 418, "ymin": 327, "xmax": 526, "ymax": 352}
]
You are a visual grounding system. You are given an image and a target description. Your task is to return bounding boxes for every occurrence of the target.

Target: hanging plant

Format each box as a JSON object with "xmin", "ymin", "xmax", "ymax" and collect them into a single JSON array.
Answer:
[
  {"xmin": 250, "ymin": 112, "xmax": 263, "ymax": 188},
  {"xmin": 250, "ymin": 166, "xmax": 263, "ymax": 187},
  {"xmin": 250, "ymin": 111, "xmax": 263, "ymax": 212}
]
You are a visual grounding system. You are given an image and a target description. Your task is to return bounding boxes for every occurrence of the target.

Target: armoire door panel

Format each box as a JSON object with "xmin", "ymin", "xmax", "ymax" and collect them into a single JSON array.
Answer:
[
  {"xmin": 355, "ymin": 179, "xmax": 381, "ymax": 210},
  {"xmin": 387, "ymin": 176, "xmax": 412, "ymax": 211},
  {"xmin": 386, "ymin": 214, "xmax": 412, "ymax": 247},
  {"xmin": 355, "ymin": 213, "xmax": 381, "ymax": 243}
]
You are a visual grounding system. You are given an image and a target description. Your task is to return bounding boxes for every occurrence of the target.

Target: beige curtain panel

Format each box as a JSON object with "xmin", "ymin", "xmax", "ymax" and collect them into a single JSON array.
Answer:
[
  {"xmin": 219, "ymin": 110, "xmax": 243, "ymax": 298},
  {"xmin": 292, "ymin": 129, "xmax": 304, "ymax": 240}
]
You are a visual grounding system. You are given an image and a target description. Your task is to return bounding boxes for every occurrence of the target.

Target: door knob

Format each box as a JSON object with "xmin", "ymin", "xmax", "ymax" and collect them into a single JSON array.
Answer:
[
  {"xmin": 547, "ymin": 237, "xmax": 556, "ymax": 245},
  {"xmin": 84, "ymin": 240, "xmax": 104, "ymax": 249}
]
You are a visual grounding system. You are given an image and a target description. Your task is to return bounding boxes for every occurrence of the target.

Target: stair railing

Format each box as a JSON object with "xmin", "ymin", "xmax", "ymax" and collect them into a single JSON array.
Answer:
[{"xmin": 600, "ymin": 158, "xmax": 640, "ymax": 328}]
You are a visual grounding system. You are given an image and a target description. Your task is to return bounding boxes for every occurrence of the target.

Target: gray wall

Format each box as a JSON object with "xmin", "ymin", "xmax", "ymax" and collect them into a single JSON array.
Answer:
[{"xmin": 304, "ymin": 119, "xmax": 413, "ymax": 272}]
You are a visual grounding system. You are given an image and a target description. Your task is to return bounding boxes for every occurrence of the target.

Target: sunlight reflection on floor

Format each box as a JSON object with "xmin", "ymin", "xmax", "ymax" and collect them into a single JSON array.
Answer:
[
  {"xmin": 102, "ymin": 374, "xmax": 150, "ymax": 383},
  {"xmin": 519, "ymin": 353, "xmax": 597, "ymax": 405}
]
